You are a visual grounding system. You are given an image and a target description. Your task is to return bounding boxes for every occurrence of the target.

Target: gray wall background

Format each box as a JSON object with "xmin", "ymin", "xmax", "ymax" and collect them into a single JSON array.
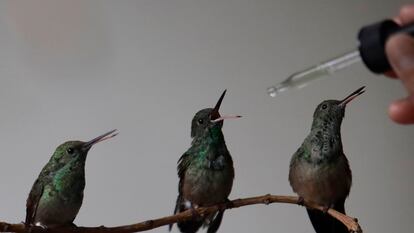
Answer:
[{"xmin": 0, "ymin": 1, "xmax": 413, "ymax": 233}]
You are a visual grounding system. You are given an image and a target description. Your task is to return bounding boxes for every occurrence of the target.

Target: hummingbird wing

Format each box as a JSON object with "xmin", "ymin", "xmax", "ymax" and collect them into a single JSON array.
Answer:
[
  {"xmin": 170, "ymin": 151, "xmax": 204, "ymax": 233},
  {"xmin": 176, "ymin": 151, "xmax": 192, "ymax": 213},
  {"xmin": 25, "ymin": 162, "xmax": 57, "ymax": 225},
  {"xmin": 177, "ymin": 149, "xmax": 197, "ymax": 200},
  {"xmin": 169, "ymin": 152, "xmax": 191, "ymax": 230},
  {"xmin": 177, "ymin": 151, "xmax": 192, "ymax": 181},
  {"xmin": 169, "ymin": 194, "xmax": 187, "ymax": 231},
  {"xmin": 25, "ymin": 178, "xmax": 44, "ymax": 225}
]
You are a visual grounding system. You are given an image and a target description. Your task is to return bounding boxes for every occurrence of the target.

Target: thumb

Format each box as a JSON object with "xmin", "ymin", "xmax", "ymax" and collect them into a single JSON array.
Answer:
[
  {"xmin": 385, "ymin": 34, "xmax": 414, "ymax": 93},
  {"xmin": 385, "ymin": 34, "xmax": 414, "ymax": 124}
]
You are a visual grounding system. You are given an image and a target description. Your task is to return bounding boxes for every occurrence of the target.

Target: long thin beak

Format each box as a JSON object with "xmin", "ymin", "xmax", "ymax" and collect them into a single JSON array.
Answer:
[
  {"xmin": 210, "ymin": 90, "xmax": 227, "ymax": 120},
  {"xmin": 339, "ymin": 86, "xmax": 366, "ymax": 108},
  {"xmin": 210, "ymin": 90, "xmax": 242, "ymax": 122},
  {"xmin": 82, "ymin": 129, "xmax": 118, "ymax": 151}
]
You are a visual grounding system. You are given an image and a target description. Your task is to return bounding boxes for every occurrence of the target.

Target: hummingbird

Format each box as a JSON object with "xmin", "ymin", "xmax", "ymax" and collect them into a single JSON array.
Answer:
[
  {"xmin": 25, "ymin": 129, "xmax": 118, "ymax": 228},
  {"xmin": 288, "ymin": 86, "xmax": 365, "ymax": 233},
  {"xmin": 169, "ymin": 90, "xmax": 241, "ymax": 233}
]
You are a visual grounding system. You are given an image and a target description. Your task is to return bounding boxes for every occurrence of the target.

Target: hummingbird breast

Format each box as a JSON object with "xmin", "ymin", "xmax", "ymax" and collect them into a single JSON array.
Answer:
[
  {"xmin": 289, "ymin": 153, "xmax": 352, "ymax": 206},
  {"xmin": 34, "ymin": 162, "xmax": 86, "ymax": 226},
  {"xmin": 182, "ymin": 156, "xmax": 234, "ymax": 206},
  {"xmin": 34, "ymin": 184, "xmax": 84, "ymax": 226}
]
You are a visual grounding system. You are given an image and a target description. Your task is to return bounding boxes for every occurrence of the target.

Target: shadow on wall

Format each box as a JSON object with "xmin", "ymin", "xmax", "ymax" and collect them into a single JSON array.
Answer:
[{"xmin": 5, "ymin": 0, "xmax": 113, "ymax": 80}]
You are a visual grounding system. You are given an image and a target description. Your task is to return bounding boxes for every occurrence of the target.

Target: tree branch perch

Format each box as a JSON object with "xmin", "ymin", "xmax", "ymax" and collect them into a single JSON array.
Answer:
[{"xmin": 0, "ymin": 194, "xmax": 362, "ymax": 233}]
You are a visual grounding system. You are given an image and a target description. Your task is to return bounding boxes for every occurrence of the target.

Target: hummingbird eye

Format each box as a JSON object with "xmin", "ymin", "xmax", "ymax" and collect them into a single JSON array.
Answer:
[
  {"xmin": 321, "ymin": 104, "xmax": 328, "ymax": 110},
  {"xmin": 67, "ymin": 148, "xmax": 74, "ymax": 155},
  {"xmin": 197, "ymin": 119, "xmax": 204, "ymax": 125}
]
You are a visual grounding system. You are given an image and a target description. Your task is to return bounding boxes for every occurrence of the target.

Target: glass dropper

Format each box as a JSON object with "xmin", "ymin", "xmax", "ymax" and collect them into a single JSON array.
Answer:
[
  {"xmin": 267, "ymin": 19, "xmax": 414, "ymax": 97},
  {"xmin": 267, "ymin": 50, "xmax": 361, "ymax": 97}
]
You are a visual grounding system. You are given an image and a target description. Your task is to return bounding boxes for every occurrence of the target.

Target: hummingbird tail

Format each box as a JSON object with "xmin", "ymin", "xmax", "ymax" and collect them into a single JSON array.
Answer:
[
  {"xmin": 206, "ymin": 210, "xmax": 224, "ymax": 233},
  {"xmin": 171, "ymin": 195, "xmax": 203, "ymax": 233},
  {"xmin": 177, "ymin": 219, "xmax": 203, "ymax": 233},
  {"xmin": 306, "ymin": 202, "xmax": 348, "ymax": 233},
  {"xmin": 168, "ymin": 195, "xmax": 180, "ymax": 231}
]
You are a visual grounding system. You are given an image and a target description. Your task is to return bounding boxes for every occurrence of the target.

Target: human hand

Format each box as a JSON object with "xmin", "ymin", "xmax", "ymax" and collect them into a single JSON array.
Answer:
[{"xmin": 385, "ymin": 5, "xmax": 414, "ymax": 124}]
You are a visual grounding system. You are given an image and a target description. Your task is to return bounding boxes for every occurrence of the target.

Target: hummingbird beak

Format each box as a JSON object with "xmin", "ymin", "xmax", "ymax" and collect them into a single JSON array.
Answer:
[
  {"xmin": 339, "ymin": 86, "xmax": 365, "ymax": 108},
  {"xmin": 82, "ymin": 129, "xmax": 118, "ymax": 151},
  {"xmin": 210, "ymin": 90, "xmax": 242, "ymax": 122},
  {"xmin": 210, "ymin": 90, "xmax": 226, "ymax": 121}
]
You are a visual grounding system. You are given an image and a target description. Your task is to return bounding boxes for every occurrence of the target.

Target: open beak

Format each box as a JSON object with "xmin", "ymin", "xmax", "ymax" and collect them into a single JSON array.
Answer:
[
  {"xmin": 339, "ymin": 86, "xmax": 365, "ymax": 108},
  {"xmin": 82, "ymin": 129, "xmax": 118, "ymax": 151},
  {"xmin": 210, "ymin": 90, "xmax": 241, "ymax": 122}
]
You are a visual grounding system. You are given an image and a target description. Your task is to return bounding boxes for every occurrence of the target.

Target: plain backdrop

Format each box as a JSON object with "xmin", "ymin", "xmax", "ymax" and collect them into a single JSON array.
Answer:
[{"xmin": 0, "ymin": 1, "xmax": 413, "ymax": 233}]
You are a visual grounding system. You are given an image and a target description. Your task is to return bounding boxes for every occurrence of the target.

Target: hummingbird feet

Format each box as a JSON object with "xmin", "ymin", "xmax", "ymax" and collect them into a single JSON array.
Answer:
[
  {"xmin": 190, "ymin": 207, "xmax": 203, "ymax": 220},
  {"xmin": 23, "ymin": 222, "xmax": 48, "ymax": 233},
  {"xmin": 297, "ymin": 196, "xmax": 305, "ymax": 206},
  {"xmin": 322, "ymin": 204, "xmax": 334, "ymax": 214},
  {"xmin": 224, "ymin": 198, "xmax": 234, "ymax": 210},
  {"xmin": 35, "ymin": 223, "xmax": 48, "ymax": 229},
  {"xmin": 25, "ymin": 222, "xmax": 77, "ymax": 232},
  {"xmin": 189, "ymin": 204, "xmax": 203, "ymax": 220}
]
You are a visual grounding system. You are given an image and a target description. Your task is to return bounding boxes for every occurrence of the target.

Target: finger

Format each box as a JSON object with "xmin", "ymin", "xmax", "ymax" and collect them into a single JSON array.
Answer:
[
  {"xmin": 385, "ymin": 34, "xmax": 414, "ymax": 93},
  {"xmin": 388, "ymin": 96, "xmax": 414, "ymax": 124},
  {"xmin": 398, "ymin": 5, "xmax": 414, "ymax": 24},
  {"xmin": 393, "ymin": 16, "xmax": 402, "ymax": 25},
  {"xmin": 384, "ymin": 70, "xmax": 398, "ymax": 79}
]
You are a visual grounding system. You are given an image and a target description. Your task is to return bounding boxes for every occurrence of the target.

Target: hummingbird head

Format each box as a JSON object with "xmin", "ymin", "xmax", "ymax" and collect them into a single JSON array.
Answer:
[
  {"xmin": 190, "ymin": 90, "xmax": 241, "ymax": 138},
  {"xmin": 51, "ymin": 129, "xmax": 118, "ymax": 164},
  {"xmin": 312, "ymin": 86, "xmax": 365, "ymax": 128}
]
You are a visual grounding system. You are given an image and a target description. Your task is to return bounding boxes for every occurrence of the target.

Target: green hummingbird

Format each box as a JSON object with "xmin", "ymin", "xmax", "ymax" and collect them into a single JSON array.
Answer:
[
  {"xmin": 289, "ymin": 87, "xmax": 365, "ymax": 233},
  {"xmin": 25, "ymin": 129, "xmax": 118, "ymax": 228},
  {"xmin": 169, "ymin": 90, "xmax": 241, "ymax": 233}
]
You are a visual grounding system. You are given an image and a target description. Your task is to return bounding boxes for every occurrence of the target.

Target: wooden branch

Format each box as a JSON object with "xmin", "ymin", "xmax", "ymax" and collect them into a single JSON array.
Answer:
[{"xmin": 0, "ymin": 194, "xmax": 362, "ymax": 233}]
